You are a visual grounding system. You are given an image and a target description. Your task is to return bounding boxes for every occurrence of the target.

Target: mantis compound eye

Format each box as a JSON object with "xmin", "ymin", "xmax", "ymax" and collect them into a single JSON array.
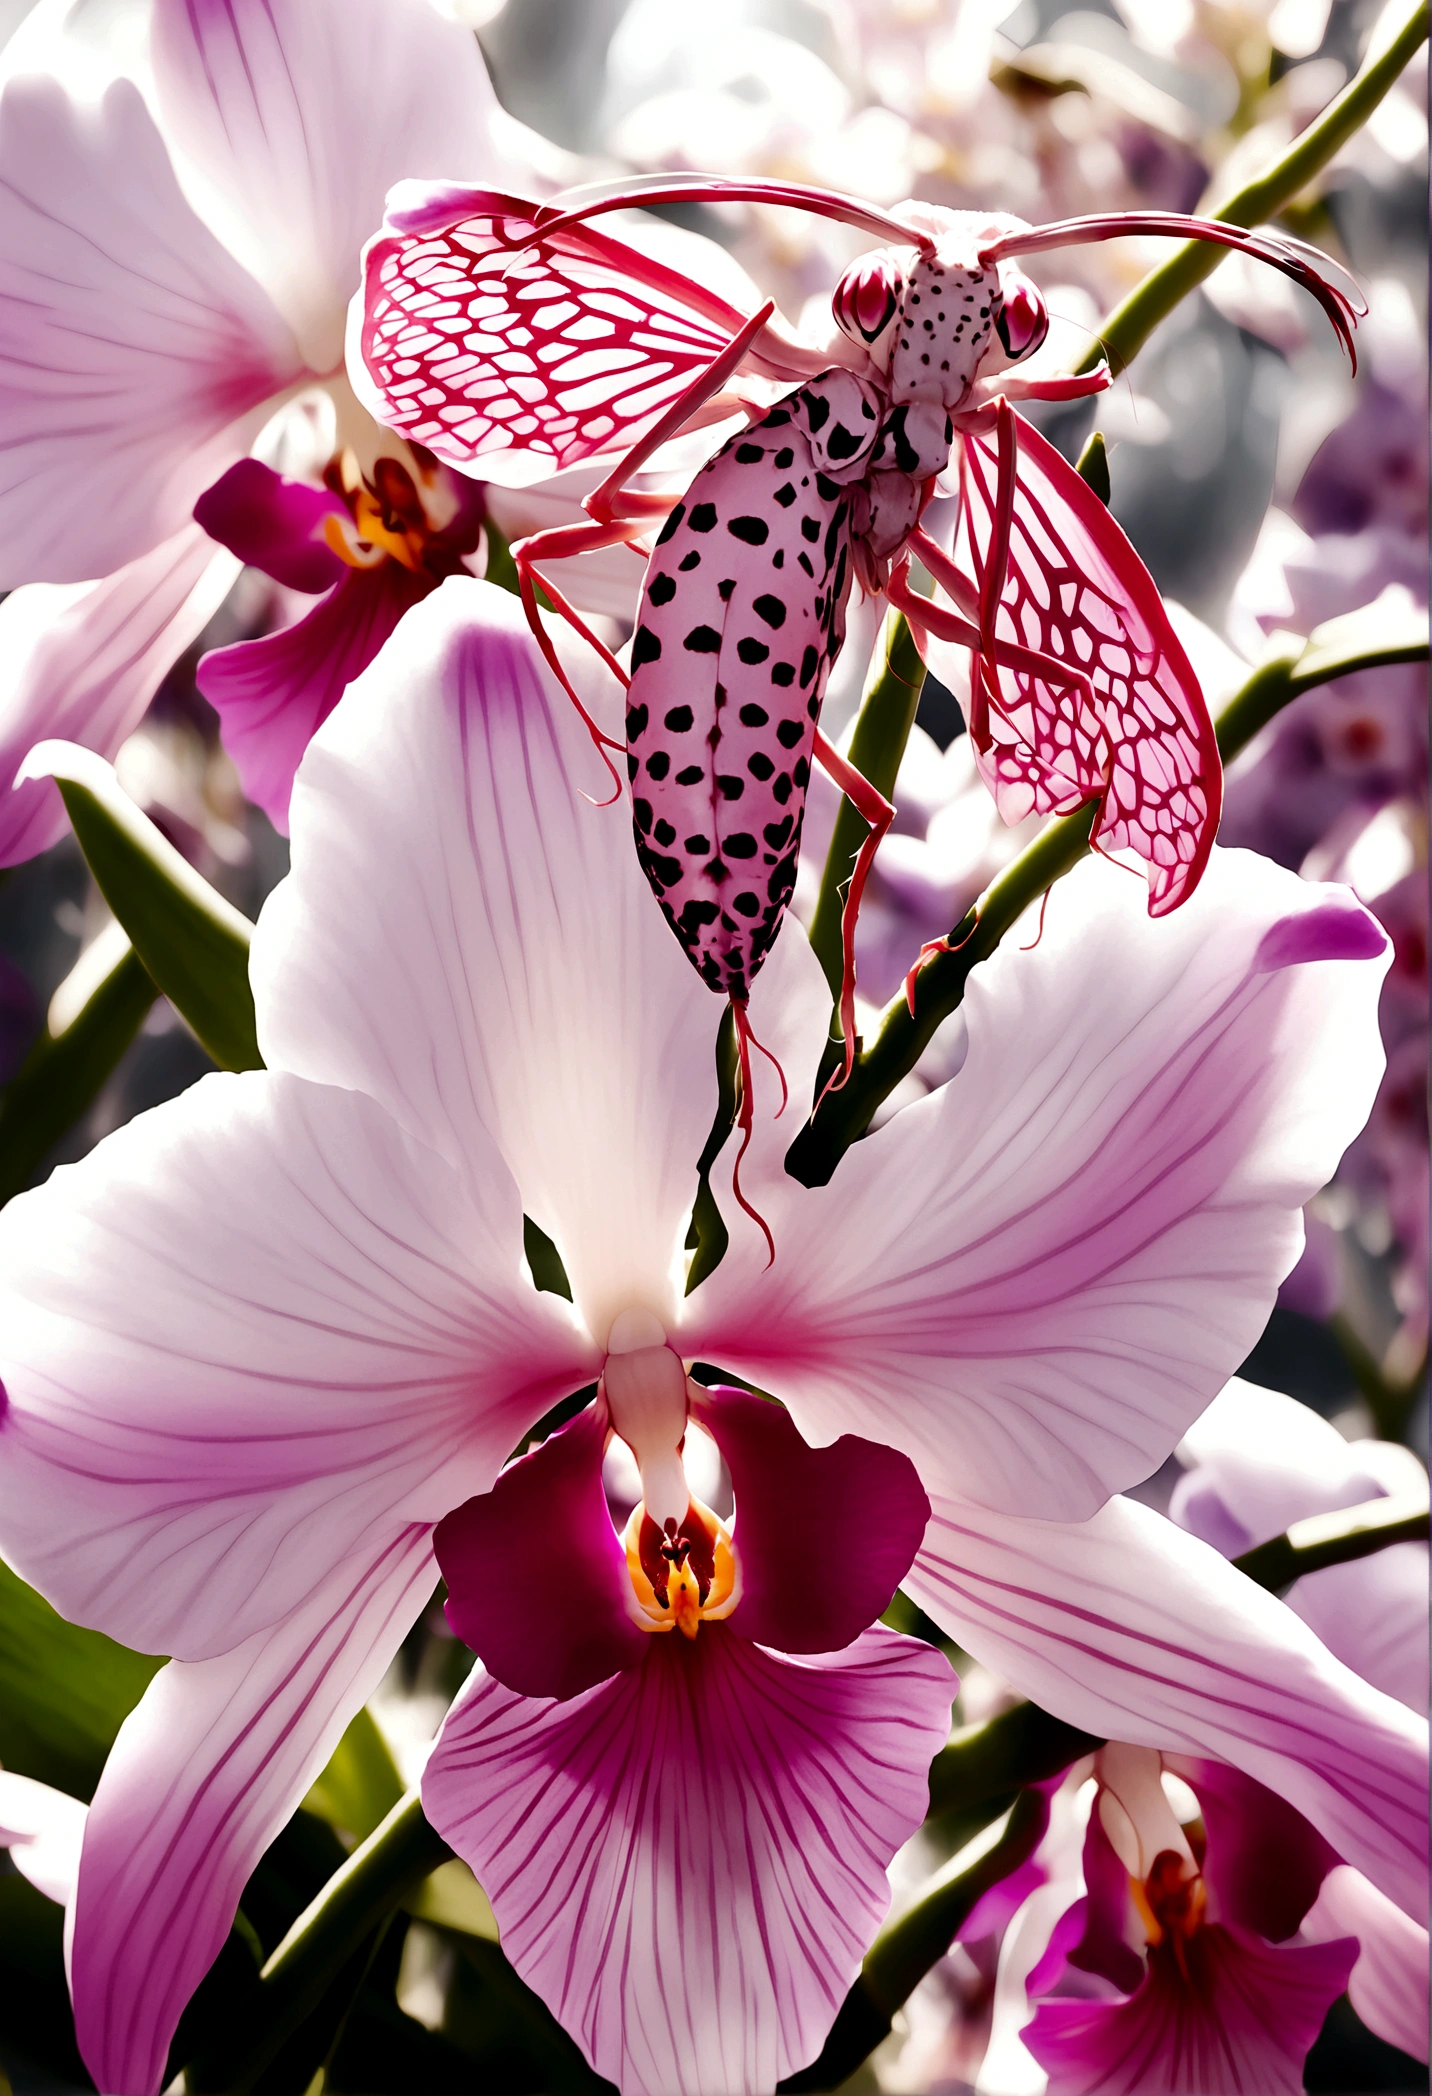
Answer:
[
  {"xmin": 832, "ymin": 252, "xmax": 901, "ymax": 345},
  {"xmin": 995, "ymin": 275, "xmax": 1049, "ymax": 360}
]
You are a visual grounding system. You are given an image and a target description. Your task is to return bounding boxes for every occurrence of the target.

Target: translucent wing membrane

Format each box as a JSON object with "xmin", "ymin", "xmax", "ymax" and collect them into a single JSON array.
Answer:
[
  {"xmin": 955, "ymin": 413, "xmax": 1221, "ymax": 915},
  {"xmin": 356, "ymin": 187, "xmax": 760, "ymax": 487}
]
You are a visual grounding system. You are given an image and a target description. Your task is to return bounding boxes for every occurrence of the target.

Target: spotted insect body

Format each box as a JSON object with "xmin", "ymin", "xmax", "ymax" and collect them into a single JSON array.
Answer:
[
  {"xmin": 357, "ymin": 177, "xmax": 1363, "ymax": 1241},
  {"xmin": 626, "ymin": 374, "xmax": 879, "ymax": 999}
]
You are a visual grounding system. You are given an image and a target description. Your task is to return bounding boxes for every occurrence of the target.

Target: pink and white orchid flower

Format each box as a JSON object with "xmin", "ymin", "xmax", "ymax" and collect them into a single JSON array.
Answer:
[
  {"xmin": 0, "ymin": 0, "xmax": 524, "ymax": 849},
  {"xmin": 986, "ymin": 1740, "xmax": 1428, "ymax": 2092},
  {"xmin": 0, "ymin": 581, "xmax": 1422, "ymax": 2094},
  {"xmin": 1019, "ymin": 1749, "xmax": 1364, "ymax": 2094}
]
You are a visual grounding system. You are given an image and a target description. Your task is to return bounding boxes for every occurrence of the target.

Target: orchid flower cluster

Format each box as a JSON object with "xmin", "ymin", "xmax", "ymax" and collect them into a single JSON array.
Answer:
[{"xmin": 0, "ymin": 3, "xmax": 1426, "ymax": 2094}]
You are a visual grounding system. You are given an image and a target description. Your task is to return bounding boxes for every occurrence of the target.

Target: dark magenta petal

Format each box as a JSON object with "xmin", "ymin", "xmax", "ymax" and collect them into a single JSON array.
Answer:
[
  {"xmin": 1062, "ymin": 1807, "xmax": 1147, "ymax": 1995},
  {"xmin": 1171, "ymin": 1756, "xmax": 1338, "ymax": 1942},
  {"xmin": 434, "ymin": 1402, "xmax": 649, "ymax": 1702},
  {"xmin": 197, "ymin": 562, "xmax": 429, "ymax": 831},
  {"xmin": 692, "ymin": 1385, "xmax": 929, "ymax": 1654},
  {"xmin": 1025, "ymin": 1922, "xmax": 1357, "ymax": 2094},
  {"xmin": 194, "ymin": 457, "xmax": 347, "ymax": 594},
  {"xmin": 1255, "ymin": 900, "xmax": 1388, "ymax": 971}
]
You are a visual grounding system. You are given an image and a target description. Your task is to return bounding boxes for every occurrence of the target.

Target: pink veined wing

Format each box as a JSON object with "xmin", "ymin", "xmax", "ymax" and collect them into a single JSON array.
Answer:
[
  {"xmin": 356, "ymin": 186, "xmax": 761, "ymax": 488},
  {"xmin": 956, "ymin": 413, "xmax": 1222, "ymax": 916}
]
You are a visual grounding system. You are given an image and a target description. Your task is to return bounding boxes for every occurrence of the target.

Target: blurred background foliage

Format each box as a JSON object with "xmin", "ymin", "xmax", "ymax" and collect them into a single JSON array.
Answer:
[{"xmin": 0, "ymin": 0, "xmax": 1425, "ymax": 2089}]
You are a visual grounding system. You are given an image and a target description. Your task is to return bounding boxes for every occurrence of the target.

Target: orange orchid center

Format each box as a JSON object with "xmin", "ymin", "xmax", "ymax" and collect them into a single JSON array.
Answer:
[
  {"xmin": 1130, "ymin": 1848, "xmax": 1207, "ymax": 1949},
  {"xmin": 320, "ymin": 448, "xmax": 433, "ymax": 573},
  {"xmin": 621, "ymin": 1495, "xmax": 739, "ymax": 1640}
]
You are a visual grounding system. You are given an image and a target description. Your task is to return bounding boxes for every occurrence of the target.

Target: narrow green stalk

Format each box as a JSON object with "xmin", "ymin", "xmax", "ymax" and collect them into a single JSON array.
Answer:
[
  {"xmin": 786, "ymin": 614, "xmax": 1429, "ymax": 1184},
  {"xmin": 807, "ymin": 611, "xmax": 926, "ymax": 1002},
  {"xmin": 779, "ymin": 1793, "xmax": 1048, "ymax": 2091},
  {"xmin": 0, "ymin": 940, "xmax": 156, "ymax": 1204},
  {"xmin": 1077, "ymin": 1, "xmax": 1430, "ymax": 376},
  {"xmin": 1233, "ymin": 1488, "xmax": 1429, "ymax": 1592},
  {"xmin": 1328, "ymin": 1312, "xmax": 1427, "ymax": 1443},
  {"xmin": 189, "ymin": 1791, "xmax": 450, "ymax": 2091}
]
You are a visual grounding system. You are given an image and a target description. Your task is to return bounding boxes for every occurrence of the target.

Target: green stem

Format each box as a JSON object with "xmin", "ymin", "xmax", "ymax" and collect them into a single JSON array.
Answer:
[
  {"xmin": 1232, "ymin": 1487, "xmax": 1429, "ymax": 1592},
  {"xmin": 0, "ymin": 940, "xmax": 157, "ymax": 1204},
  {"xmin": 807, "ymin": 611, "xmax": 926, "ymax": 1003},
  {"xmin": 191, "ymin": 1791, "xmax": 450, "ymax": 2091},
  {"xmin": 786, "ymin": 617, "xmax": 1429, "ymax": 1184},
  {"xmin": 779, "ymin": 1792, "xmax": 1048, "ymax": 2091},
  {"xmin": 1328, "ymin": 1312, "xmax": 1427, "ymax": 1443},
  {"xmin": 1077, "ymin": 1, "xmax": 1430, "ymax": 377}
]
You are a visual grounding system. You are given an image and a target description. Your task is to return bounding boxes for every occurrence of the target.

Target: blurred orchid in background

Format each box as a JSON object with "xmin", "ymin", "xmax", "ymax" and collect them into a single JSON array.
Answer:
[{"xmin": 0, "ymin": 0, "xmax": 540, "ymax": 849}]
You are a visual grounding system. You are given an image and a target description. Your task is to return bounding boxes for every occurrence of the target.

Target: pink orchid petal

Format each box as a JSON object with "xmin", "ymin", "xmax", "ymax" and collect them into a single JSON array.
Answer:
[
  {"xmin": 0, "ymin": 1770, "xmax": 86, "ymax": 1908},
  {"xmin": 1303, "ymin": 1865, "xmax": 1430, "ymax": 2062},
  {"xmin": 0, "ymin": 523, "xmax": 238, "ymax": 865},
  {"xmin": 423, "ymin": 1623, "xmax": 955, "ymax": 2096},
  {"xmin": 0, "ymin": 1068, "xmax": 590, "ymax": 1659},
  {"xmin": 692, "ymin": 1384, "xmax": 930, "ymax": 1654},
  {"xmin": 436, "ymin": 1401, "xmax": 651, "ymax": 1701},
  {"xmin": 70, "ymin": 1528, "xmax": 435, "ymax": 2096},
  {"xmin": 151, "ymin": 0, "xmax": 508, "ymax": 372},
  {"xmin": 906, "ymin": 1493, "xmax": 1429, "ymax": 1921},
  {"xmin": 0, "ymin": 63, "xmax": 300, "ymax": 584},
  {"xmin": 197, "ymin": 560, "xmax": 430, "ymax": 833},
  {"xmin": 252, "ymin": 579, "xmax": 719, "ymax": 1346},
  {"xmin": 1164, "ymin": 1757, "xmax": 1336, "ymax": 1941},
  {"xmin": 1174, "ymin": 1381, "xmax": 1430, "ymax": 1711},
  {"xmin": 685, "ymin": 847, "xmax": 1389, "ymax": 1522},
  {"xmin": 1023, "ymin": 1922, "xmax": 1357, "ymax": 2095},
  {"xmin": 192, "ymin": 457, "xmax": 347, "ymax": 595}
]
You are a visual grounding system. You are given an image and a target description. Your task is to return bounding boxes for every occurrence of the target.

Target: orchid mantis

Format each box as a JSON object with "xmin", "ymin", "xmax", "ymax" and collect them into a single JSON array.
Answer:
[{"xmin": 354, "ymin": 174, "xmax": 1362, "ymax": 1174}]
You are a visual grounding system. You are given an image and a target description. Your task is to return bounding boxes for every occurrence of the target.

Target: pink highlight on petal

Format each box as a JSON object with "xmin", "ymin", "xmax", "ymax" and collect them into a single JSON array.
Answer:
[
  {"xmin": 194, "ymin": 458, "xmax": 346, "ymax": 594},
  {"xmin": 197, "ymin": 561, "xmax": 430, "ymax": 831},
  {"xmin": 692, "ymin": 1384, "xmax": 930, "ymax": 1654},
  {"xmin": 436, "ymin": 1402, "xmax": 649, "ymax": 1701},
  {"xmin": 423, "ymin": 1622, "xmax": 955, "ymax": 2096}
]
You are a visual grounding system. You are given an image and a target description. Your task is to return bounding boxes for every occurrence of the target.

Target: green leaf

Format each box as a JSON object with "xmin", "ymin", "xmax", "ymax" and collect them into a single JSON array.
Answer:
[
  {"xmin": 1074, "ymin": 429, "xmax": 1111, "ymax": 503},
  {"xmin": 26, "ymin": 740, "xmax": 262, "ymax": 1073},
  {"xmin": 301, "ymin": 1706, "xmax": 405, "ymax": 1845},
  {"xmin": 0, "ymin": 926, "xmax": 157, "ymax": 1204},
  {"xmin": 0, "ymin": 1554, "xmax": 161, "ymax": 1801}
]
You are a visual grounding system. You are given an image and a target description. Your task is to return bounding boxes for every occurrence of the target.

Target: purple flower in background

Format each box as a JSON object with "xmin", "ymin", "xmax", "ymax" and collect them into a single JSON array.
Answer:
[
  {"xmin": 0, "ymin": 0, "xmax": 519, "ymax": 854},
  {"xmin": 0, "ymin": 582, "xmax": 1418, "ymax": 2093},
  {"xmin": 426, "ymin": 1372, "xmax": 953, "ymax": 2095}
]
